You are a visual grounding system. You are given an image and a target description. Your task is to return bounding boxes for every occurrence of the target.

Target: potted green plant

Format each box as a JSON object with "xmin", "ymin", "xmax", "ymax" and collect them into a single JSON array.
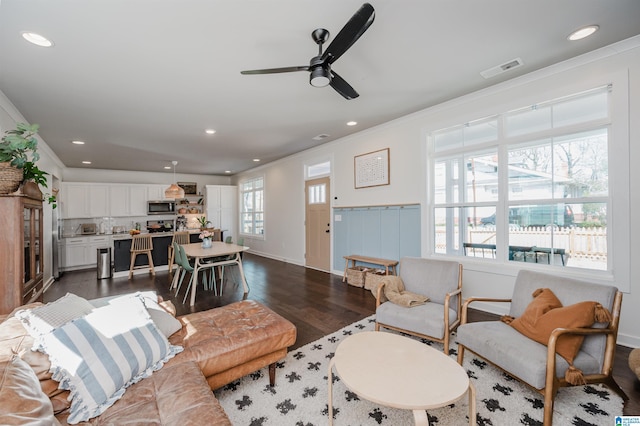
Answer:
[
  {"xmin": 0, "ymin": 122, "xmax": 56, "ymax": 207},
  {"xmin": 0, "ymin": 123, "xmax": 39, "ymax": 193},
  {"xmin": 197, "ymin": 216, "xmax": 209, "ymax": 229}
]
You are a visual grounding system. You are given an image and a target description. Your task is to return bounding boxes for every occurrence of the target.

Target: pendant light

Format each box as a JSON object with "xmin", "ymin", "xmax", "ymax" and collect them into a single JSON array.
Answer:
[{"xmin": 164, "ymin": 160, "xmax": 185, "ymax": 199}]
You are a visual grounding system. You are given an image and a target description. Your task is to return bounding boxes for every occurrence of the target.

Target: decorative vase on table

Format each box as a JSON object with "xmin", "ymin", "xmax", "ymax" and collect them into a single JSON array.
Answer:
[{"xmin": 199, "ymin": 230, "xmax": 214, "ymax": 248}]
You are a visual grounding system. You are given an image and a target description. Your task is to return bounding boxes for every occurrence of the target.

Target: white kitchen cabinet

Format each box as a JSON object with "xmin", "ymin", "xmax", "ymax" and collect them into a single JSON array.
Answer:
[
  {"xmin": 205, "ymin": 185, "xmax": 237, "ymax": 242},
  {"xmin": 147, "ymin": 185, "xmax": 167, "ymax": 202},
  {"xmin": 109, "ymin": 185, "xmax": 147, "ymax": 217},
  {"xmin": 62, "ymin": 237, "xmax": 89, "ymax": 268},
  {"xmin": 61, "ymin": 183, "xmax": 109, "ymax": 218},
  {"xmin": 87, "ymin": 235, "xmax": 113, "ymax": 265},
  {"xmin": 62, "ymin": 185, "xmax": 86, "ymax": 218},
  {"xmin": 130, "ymin": 186, "xmax": 147, "ymax": 215},
  {"xmin": 109, "ymin": 185, "xmax": 128, "ymax": 217},
  {"xmin": 62, "ymin": 235, "xmax": 112, "ymax": 270}
]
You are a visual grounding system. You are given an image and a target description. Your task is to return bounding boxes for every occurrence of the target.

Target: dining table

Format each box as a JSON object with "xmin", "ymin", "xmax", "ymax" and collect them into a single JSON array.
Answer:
[{"xmin": 180, "ymin": 241, "xmax": 250, "ymax": 306}]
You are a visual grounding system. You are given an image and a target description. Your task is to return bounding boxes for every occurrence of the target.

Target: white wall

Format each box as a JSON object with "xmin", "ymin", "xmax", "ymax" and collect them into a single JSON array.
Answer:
[
  {"xmin": 233, "ymin": 37, "xmax": 640, "ymax": 348},
  {"xmin": 1, "ymin": 91, "xmax": 65, "ymax": 285}
]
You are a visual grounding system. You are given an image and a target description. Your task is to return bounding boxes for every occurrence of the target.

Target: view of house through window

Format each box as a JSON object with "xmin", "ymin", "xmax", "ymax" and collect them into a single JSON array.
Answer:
[
  {"xmin": 240, "ymin": 177, "xmax": 264, "ymax": 237},
  {"xmin": 432, "ymin": 86, "xmax": 610, "ymax": 271}
]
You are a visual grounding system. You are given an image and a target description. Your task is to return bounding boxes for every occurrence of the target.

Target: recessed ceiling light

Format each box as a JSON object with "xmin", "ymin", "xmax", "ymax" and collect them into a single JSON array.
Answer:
[
  {"xmin": 347, "ymin": 121, "xmax": 357, "ymax": 126},
  {"xmin": 71, "ymin": 140, "xmax": 85, "ymax": 145},
  {"xmin": 82, "ymin": 161, "xmax": 91, "ymax": 165},
  {"xmin": 21, "ymin": 32, "xmax": 53, "ymax": 47},
  {"xmin": 568, "ymin": 25, "xmax": 599, "ymax": 41},
  {"xmin": 225, "ymin": 170, "xmax": 231, "ymax": 174},
  {"xmin": 205, "ymin": 129, "xmax": 216, "ymax": 135},
  {"xmin": 164, "ymin": 166, "xmax": 171, "ymax": 170},
  {"xmin": 253, "ymin": 158, "xmax": 260, "ymax": 162}
]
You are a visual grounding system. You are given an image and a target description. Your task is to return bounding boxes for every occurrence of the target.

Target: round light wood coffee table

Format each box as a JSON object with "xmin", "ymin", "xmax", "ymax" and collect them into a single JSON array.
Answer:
[{"xmin": 328, "ymin": 331, "xmax": 475, "ymax": 425}]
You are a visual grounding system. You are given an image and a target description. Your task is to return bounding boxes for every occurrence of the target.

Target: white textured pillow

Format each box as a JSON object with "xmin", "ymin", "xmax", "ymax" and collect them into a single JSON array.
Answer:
[
  {"xmin": 90, "ymin": 291, "xmax": 182, "ymax": 337},
  {"xmin": 15, "ymin": 293, "xmax": 95, "ymax": 339},
  {"xmin": 39, "ymin": 296, "xmax": 183, "ymax": 424}
]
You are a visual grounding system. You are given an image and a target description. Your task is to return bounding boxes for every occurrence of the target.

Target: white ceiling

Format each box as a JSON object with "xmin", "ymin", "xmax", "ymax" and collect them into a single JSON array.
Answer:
[{"xmin": 1, "ymin": 1, "xmax": 639, "ymax": 176}]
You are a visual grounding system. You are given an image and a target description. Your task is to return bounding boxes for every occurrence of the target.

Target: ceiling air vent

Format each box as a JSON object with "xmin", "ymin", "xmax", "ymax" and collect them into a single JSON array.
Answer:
[
  {"xmin": 312, "ymin": 134, "xmax": 330, "ymax": 141},
  {"xmin": 480, "ymin": 57, "xmax": 524, "ymax": 79}
]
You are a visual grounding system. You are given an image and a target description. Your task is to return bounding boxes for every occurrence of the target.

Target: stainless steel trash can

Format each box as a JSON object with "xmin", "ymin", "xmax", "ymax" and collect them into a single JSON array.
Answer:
[{"xmin": 97, "ymin": 247, "xmax": 112, "ymax": 279}]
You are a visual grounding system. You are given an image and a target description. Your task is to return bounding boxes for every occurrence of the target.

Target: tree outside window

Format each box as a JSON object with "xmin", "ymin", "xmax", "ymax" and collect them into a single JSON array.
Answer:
[{"xmin": 432, "ymin": 86, "xmax": 610, "ymax": 271}]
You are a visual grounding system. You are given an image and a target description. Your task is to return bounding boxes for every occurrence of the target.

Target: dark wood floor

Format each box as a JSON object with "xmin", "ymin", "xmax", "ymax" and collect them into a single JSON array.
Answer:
[{"xmin": 45, "ymin": 253, "xmax": 639, "ymax": 415}]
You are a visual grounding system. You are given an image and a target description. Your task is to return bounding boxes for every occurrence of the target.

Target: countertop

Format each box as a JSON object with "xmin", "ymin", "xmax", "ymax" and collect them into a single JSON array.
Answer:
[{"xmin": 62, "ymin": 229, "xmax": 202, "ymax": 240}]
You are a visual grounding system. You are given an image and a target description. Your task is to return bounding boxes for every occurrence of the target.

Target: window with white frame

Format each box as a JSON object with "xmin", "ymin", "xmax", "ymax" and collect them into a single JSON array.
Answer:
[
  {"xmin": 307, "ymin": 182, "xmax": 326, "ymax": 204},
  {"xmin": 306, "ymin": 160, "xmax": 331, "ymax": 179},
  {"xmin": 240, "ymin": 177, "xmax": 264, "ymax": 237},
  {"xmin": 431, "ymin": 85, "xmax": 617, "ymax": 273}
]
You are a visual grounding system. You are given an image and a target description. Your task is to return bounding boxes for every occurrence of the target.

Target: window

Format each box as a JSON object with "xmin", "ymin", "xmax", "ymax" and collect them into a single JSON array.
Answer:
[
  {"xmin": 431, "ymin": 86, "xmax": 617, "ymax": 274},
  {"xmin": 308, "ymin": 183, "xmax": 326, "ymax": 204},
  {"xmin": 306, "ymin": 160, "xmax": 331, "ymax": 179},
  {"xmin": 240, "ymin": 177, "xmax": 264, "ymax": 237}
]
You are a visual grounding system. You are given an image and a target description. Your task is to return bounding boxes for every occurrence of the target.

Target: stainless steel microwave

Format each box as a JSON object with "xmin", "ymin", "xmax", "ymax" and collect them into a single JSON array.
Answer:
[{"xmin": 147, "ymin": 200, "xmax": 175, "ymax": 215}]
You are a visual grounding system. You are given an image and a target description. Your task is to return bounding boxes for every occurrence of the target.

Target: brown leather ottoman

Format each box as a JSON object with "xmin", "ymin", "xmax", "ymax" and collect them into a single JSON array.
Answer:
[{"xmin": 167, "ymin": 300, "xmax": 297, "ymax": 390}]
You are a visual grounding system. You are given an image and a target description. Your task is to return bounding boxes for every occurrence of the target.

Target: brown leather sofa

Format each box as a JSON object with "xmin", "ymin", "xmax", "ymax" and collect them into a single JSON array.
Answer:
[{"xmin": 0, "ymin": 298, "xmax": 297, "ymax": 425}]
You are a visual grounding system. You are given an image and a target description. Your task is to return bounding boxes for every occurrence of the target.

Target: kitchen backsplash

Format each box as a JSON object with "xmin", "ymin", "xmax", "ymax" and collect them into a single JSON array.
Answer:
[{"xmin": 61, "ymin": 215, "xmax": 177, "ymax": 237}]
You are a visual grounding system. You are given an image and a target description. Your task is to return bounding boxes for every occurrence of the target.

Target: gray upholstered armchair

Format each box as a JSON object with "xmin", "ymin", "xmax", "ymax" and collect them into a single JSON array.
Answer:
[
  {"xmin": 456, "ymin": 269, "xmax": 627, "ymax": 426},
  {"xmin": 375, "ymin": 257, "xmax": 463, "ymax": 354}
]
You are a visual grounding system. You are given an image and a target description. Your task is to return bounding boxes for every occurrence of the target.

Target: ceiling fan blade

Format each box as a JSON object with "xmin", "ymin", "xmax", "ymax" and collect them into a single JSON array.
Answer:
[
  {"xmin": 321, "ymin": 3, "xmax": 375, "ymax": 65},
  {"xmin": 241, "ymin": 66, "xmax": 309, "ymax": 75},
  {"xmin": 329, "ymin": 71, "xmax": 359, "ymax": 100}
]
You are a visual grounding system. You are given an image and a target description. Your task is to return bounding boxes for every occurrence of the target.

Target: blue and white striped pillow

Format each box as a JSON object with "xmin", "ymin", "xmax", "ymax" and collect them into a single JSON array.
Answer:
[{"xmin": 39, "ymin": 295, "xmax": 183, "ymax": 424}]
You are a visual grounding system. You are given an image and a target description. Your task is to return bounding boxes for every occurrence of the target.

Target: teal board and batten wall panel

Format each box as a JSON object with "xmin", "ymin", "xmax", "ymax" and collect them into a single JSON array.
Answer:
[
  {"xmin": 333, "ymin": 204, "xmax": 421, "ymax": 271},
  {"xmin": 380, "ymin": 206, "xmax": 400, "ymax": 259},
  {"xmin": 361, "ymin": 208, "xmax": 381, "ymax": 258},
  {"xmin": 398, "ymin": 205, "xmax": 421, "ymax": 259}
]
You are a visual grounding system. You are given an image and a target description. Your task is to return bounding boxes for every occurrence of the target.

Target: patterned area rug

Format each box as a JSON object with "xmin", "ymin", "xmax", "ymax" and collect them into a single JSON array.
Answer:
[{"xmin": 216, "ymin": 315, "xmax": 623, "ymax": 425}]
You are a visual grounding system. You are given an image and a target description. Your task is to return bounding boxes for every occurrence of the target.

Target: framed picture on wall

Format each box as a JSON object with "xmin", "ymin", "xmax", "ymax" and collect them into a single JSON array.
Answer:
[
  {"xmin": 354, "ymin": 148, "xmax": 390, "ymax": 188},
  {"xmin": 178, "ymin": 182, "xmax": 197, "ymax": 195}
]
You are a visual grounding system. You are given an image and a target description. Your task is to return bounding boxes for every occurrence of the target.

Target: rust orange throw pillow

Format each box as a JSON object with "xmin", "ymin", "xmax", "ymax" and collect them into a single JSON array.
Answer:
[
  {"xmin": 504, "ymin": 288, "xmax": 612, "ymax": 385},
  {"xmin": 502, "ymin": 288, "xmax": 562, "ymax": 328}
]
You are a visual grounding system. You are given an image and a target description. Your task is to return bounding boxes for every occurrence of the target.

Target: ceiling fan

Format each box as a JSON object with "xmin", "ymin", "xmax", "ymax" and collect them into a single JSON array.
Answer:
[{"xmin": 240, "ymin": 3, "xmax": 375, "ymax": 100}]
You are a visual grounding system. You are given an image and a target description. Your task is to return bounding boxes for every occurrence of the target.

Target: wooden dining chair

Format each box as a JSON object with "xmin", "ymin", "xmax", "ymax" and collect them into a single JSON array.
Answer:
[
  {"xmin": 129, "ymin": 234, "xmax": 154, "ymax": 279},
  {"xmin": 168, "ymin": 231, "xmax": 190, "ymax": 274}
]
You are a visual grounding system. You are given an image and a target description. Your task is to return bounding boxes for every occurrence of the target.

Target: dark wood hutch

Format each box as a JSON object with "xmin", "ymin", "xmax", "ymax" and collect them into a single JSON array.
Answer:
[{"xmin": 0, "ymin": 182, "xmax": 44, "ymax": 315}]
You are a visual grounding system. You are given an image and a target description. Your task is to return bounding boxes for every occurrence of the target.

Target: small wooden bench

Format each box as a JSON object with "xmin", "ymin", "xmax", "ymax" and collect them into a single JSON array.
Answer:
[{"xmin": 342, "ymin": 255, "xmax": 398, "ymax": 282}]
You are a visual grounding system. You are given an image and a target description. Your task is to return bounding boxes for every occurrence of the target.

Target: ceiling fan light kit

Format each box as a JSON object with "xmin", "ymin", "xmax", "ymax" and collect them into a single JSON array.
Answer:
[
  {"xmin": 310, "ymin": 66, "xmax": 331, "ymax": 87},
  {"xmin": 240, "ymin": 3, "xmax": 375, "ymax": 99}
]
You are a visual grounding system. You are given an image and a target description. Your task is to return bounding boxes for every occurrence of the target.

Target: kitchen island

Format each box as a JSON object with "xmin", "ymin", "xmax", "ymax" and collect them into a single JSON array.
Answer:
[{"xmin": 112, "ymin": 231, "xmax": 201, "ymax": 278}]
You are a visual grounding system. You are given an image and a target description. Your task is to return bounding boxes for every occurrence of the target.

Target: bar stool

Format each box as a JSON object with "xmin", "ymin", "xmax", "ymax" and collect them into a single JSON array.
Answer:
[
  {"xmin": 168, "ymin": 231, "xmax": 190, "ymax": 274},
  {"xmin": 129, "ymin": 234, "xmax": 155, "ymax": 279}
]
